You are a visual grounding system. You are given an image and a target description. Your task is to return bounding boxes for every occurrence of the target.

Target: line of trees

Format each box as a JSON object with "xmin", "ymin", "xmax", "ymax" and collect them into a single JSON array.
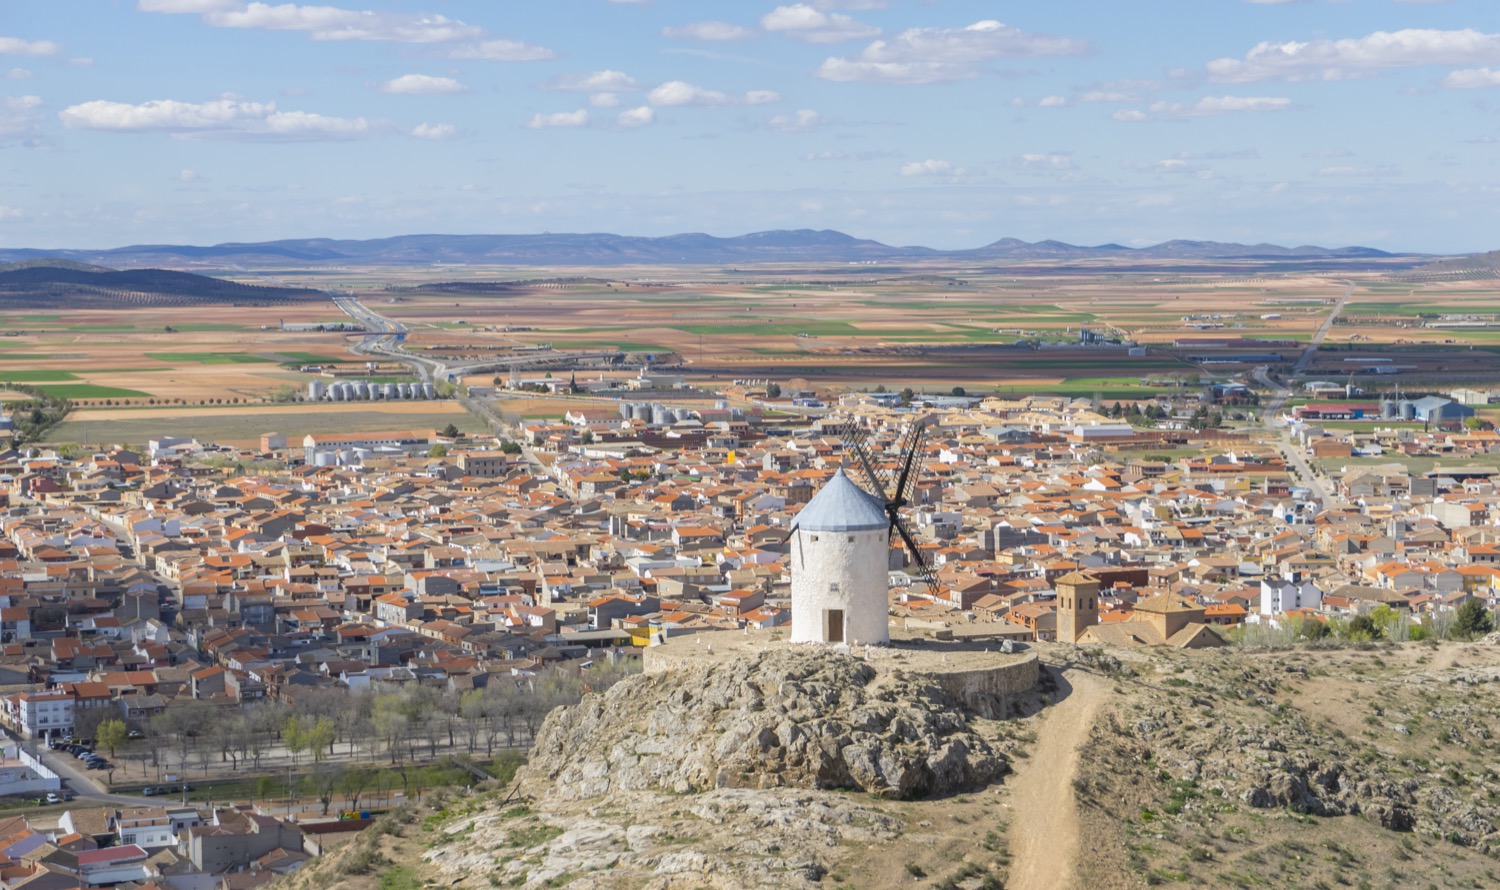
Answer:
[
  {"xmin": 102, "ymin": 660, "xmax": 637, "ymax": 800},
  {"xmin": 1, "ymin": 382, "xmax": 71, "ymax": 444},
  {"xmin": 1231, "ymin": 600, "xmax": 1495, "ymax": 648}
]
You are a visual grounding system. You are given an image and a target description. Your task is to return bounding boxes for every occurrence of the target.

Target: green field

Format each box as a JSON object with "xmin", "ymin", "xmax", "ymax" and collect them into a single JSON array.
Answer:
[
  {"xmin": 1313, "ymin": 453, "xmax": 1500, "ymax": 476},
  {"xmin": 144, "ymin": 352, "xmax": 275, "ymax": 364},
  {"xmin": 0, "ymin": 371, "xmax": 81, "ymax": 382},
  {"xmin": 272, "ymin": 351, "xmax": 348, "ymax": 364},
  {"xmin": 38, "ymin": 383, "xmax": 152, "ymax": 399},
  {"xmin": 673, "ymin": 320, "xmax": 861, "ymax": 337},
  {"xmin": 551, "ymin": 340, "xmax": 675, "ymax": 353}
]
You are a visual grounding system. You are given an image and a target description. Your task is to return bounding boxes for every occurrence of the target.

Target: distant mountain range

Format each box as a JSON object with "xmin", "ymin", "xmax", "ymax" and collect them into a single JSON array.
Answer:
[{"xmin": 0, "ymin": 230, "xmax": 1420, "ymax": 268}]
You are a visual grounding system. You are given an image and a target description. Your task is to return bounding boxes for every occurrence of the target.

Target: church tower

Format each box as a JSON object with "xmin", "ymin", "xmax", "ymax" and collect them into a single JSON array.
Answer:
[
  {"xmin": 790, "ymin": 469, "xmax": 892, "ymax": 645},
  {"xmin": 1055, "ymin": 571, "xmax": 1100, "ymax": 644}
]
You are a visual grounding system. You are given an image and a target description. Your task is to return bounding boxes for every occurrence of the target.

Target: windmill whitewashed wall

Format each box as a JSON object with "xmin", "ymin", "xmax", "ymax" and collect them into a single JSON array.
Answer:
[{"xmin": 789, "ymin": 469, "xmax": 891, "ymax": 645}]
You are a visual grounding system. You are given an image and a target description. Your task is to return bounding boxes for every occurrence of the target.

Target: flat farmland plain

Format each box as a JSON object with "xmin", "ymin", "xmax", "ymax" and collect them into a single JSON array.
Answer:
[
  {"xmin": 9, "ymin": 258, "xmax": 1499, "ymax": 447},
  {"xmin": 0, "ymin": 300, "xmax": 359, "ymax": 405}
]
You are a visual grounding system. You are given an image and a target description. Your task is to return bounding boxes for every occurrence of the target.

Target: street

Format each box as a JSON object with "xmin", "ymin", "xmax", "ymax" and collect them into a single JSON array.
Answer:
[{"xmin": 1252, "ymin": 280, "xmax": 1352, "ymax": 512}]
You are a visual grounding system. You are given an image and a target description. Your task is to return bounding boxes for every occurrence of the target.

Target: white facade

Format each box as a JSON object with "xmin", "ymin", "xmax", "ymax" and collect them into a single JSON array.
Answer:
[
  {"xmin": 1260, "ymin": 575, "xmax": 1323, "ymax": 616},
  {"xmin": 16, "ymin": 692, "xmax": 73, "ymax": 738},
  {"xmin": 790, "ymin": 526, "xmax": 891, "ymax": 645}
]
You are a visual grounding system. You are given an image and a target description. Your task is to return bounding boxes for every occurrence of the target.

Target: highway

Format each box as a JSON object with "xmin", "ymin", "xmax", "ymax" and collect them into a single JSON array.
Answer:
[
  {"xmin": 1293, "ymin": 279, "xmax": 1355, "ymax": 375},
  {"xmin": 329, "ymin": 291, "xmax": 444, "ymax": 383},
  {"xmin": 1252, "ymin": 279, "xmax": 1353, "ymax": 512},
  {"xmin": 328, "ymin": 292, "xmax": 627, "ymax": 386}
]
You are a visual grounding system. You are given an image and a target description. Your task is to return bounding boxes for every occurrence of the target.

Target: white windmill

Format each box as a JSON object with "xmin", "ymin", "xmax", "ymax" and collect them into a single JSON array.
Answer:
[{"xmin": 789, "ymin": 418, "xmax": 937, "ymax": 646}]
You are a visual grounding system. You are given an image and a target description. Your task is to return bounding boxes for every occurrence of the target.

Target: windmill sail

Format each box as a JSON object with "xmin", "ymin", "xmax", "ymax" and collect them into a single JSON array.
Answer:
[{"xmin": 835, "ymin": 415, "xmax": 941, "ymax": 597}]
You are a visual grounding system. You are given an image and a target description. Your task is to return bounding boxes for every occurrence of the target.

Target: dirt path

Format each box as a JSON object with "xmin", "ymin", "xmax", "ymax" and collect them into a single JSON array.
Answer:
[{"xmin": 1005, "ymin": 668, "xmax": 1107, "ymax": 890}]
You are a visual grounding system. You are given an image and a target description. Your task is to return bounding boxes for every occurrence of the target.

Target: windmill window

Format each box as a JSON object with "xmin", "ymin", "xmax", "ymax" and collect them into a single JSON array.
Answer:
[
  {"xmin": 810, "ymin": 535, "xmax": 819, "ymax": 542},
  {"xmin": 848, "ymin": 536, "xmax": 855, "ymax": 542}
]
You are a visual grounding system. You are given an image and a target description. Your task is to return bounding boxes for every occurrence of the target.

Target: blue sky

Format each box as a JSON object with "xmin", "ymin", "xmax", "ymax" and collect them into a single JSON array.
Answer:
[{"xmin": 2, "ymin": 0, "xmax": 1498, "ymax": 252}]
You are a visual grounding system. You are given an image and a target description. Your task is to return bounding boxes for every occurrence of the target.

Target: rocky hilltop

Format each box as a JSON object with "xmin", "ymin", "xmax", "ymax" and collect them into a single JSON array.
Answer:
[
  {"xmin": 277, "ymin": 639, "xmax": 1500, "ymax": 890},
  {"xmin": 527, "ymin": 648, "xmax": 1008, "ymax": 802}
]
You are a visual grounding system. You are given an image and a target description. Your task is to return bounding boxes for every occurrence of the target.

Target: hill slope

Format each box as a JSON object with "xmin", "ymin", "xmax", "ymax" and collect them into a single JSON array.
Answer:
[
  {"xmin": 0, "ymin": 264, "xmax": 323, "ymax": 308},
  {"xmin": 274, "ymin": 640, "xmax": 1500, "ymax": 890}
]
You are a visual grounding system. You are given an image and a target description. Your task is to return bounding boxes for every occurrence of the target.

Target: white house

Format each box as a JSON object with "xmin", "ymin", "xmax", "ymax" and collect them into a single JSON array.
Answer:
[
  {"xmin": 8, "ymin": 691, "xmax": 74, "ymax": 739},
  {"xmin": 1260, "ymin": 572, "xmax": 1324, "ymax": 617}
]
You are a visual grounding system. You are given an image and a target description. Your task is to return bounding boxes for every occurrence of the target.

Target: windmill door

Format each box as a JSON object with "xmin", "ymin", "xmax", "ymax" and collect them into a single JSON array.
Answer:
[{"xmin": 826, "ymin": 609, "xmax": 845, "ymax": 643}]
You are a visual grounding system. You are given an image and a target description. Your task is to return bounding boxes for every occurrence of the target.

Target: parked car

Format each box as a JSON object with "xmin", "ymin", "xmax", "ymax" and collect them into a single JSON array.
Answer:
[
  {"xmin": 181, "ymin": 783, "xmax": 194, "ymax": 792},
  {"xmin": 127, "ymin": 730, "xmax": 144, "ymax": 740},
  {"xmin": 86, "ymin": 760, "xmax": 108, "ymax": 770},
  {"xmin": 142, "ymin": 786, "xmax": 157, "ymax": 796},
  {"xmin": 45, "ymin": 793, "xmax": 61, "ymax": 804}
]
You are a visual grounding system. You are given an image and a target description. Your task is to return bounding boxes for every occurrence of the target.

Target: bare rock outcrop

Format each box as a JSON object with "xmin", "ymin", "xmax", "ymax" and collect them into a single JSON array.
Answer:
[{"xmin": 526, "ymin": 647, "xmax": 1007, "ymax": 801}]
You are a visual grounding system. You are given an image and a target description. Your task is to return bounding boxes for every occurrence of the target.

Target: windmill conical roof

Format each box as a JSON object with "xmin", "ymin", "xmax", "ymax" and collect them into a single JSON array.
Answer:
[{"xmin": 791, "ymin": 468, "xmax": 890, "ymax": 532}]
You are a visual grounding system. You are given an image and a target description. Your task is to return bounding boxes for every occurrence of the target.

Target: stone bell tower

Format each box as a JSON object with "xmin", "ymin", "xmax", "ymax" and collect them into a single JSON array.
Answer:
[{"xmin": 1055, "ymin": 571, "xmax": 1100, "ymax": 644}]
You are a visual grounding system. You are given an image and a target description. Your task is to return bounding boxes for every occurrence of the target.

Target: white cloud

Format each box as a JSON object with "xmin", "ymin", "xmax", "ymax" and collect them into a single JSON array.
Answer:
[
  {"xmin": 1125, "ymin": 158, "xmax": 1207, "ymax": 176},
  {"xmin": 0, "ymin": 94, "xmax": 45, "ymax": 146},
  {"xmin": 526, "ymin": 109, "xmax": 588, "ymax": 129},
  {"xmin": 379, "ymin": 74, "xmax": 466, "ymax": 95},
  {"xmin": 141, "ymin": 2, "xmax": 554, "ymax": 59},
  {"xmin": 178, "ymin": 168, "xmax": 200, "ymax": 181},
  {"xmin": 5, "ymin": 68, "xmax": 32, "ymax": 79},
  {"xmin": 233, "ymin": 109, "xmax": 372, "ymax": 139},
  {"xmin": 411, "ymin": 122, "xmax": 458, "ymax": 139},
  {"xmin": 901, "ymin": 159, "xmax": 965, "ymax": 176},
  {"xmin": 617, "ymin": 106, "xmax": 654, "ymax": 128},
  {"xmin": 649, "ymin": 80, "xmax": 726, "ymax": 106},
  {"xmin": 817, "ymin": 59, "xmax": 976, "ymax": 85},
  {"xmin": 662, "ymin": 21, "xmax": 755, "ymax": 41},
  {"xmin": 589, "ymin": 92, "xmax": 621, "ymax": 108},
  {"xmin": 1037, "ymin": 95, "xmax": 1069, "ymax": 107},
  {"xmin": 818, "ymin": 20, "xmax": 1089, "ymax": 84},
  {"xmin": 203, "ymin": 3, "xmax": 480, "ymax": 42},
  {"xmin": 1443, "ymin": 67, "xmax": 1500, "ymax": 88},
  {"xmin": 1316, "ymin": 165, "xmax": 1398, "ymax": 176},
  {"xmin": 1114, "ymin": 95, "xmax": 1293, "ymax": 120},
  {"xmin": 548, "ymin": 70, "xmax": 639, "ymax": 92},
  {"xmin": 445, "ymin": 39, "xmax": 553, "ymax": 61},
  {"xmin": 57, "ymin": 96, "xmax": 375, "ymax": 140},
  {"xmin": 1013, "ymin": 152, "xmax": 1074, "ymax": 171},
  {"xmin": 803, "ymin": 149, "xmax": 902, "ymax": 161},
  {"xmin": 60, "ymin": 97, "xmax": 273, "ymax": 130},
  {"xmin": 647, "ymin": 81, "xmax": 770, "ymax": 108},
  {"xmin": 769, "ymin": 109, "xmax": 821, "ymax": 132},
  {"xmin": 762, "ymin": 5, "xmax": 880, "ymax": 44},
  {"xmin": 0, "ymin": 204, "xmax": 20, "ymax": 219},
  {"xmin": 137, "ymin": 0, "xmax": 238, "ymax": 11},
  {"xmin": 1207, "ymin": 29, "xmax": 1500, "ymax": 83},
  {"xmin": 0, "ymin": 37, "xmax": 60, "ymax": 56},
  {"xmin": 1079, "ymin": 91, "xmax": 1138, "ymax": 103}
]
